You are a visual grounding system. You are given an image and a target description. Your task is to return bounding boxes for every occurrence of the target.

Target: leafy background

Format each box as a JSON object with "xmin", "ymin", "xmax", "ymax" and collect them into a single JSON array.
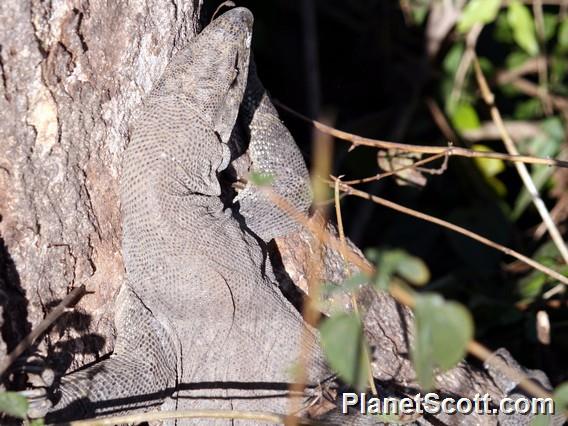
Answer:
[{"xmin": 235, "ymin": 0, "xmax": 568, "ymax": 388}]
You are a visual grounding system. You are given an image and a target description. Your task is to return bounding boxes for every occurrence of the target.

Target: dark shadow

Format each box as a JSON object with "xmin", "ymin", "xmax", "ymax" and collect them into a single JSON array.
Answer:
[
  {"xmin": 0, "ymin": 236, "xmax": 31, "ymax": 389},
  {"xmin": 267, "ymin": 240, "xmax": 306, "ymax": 315},
  {"xmin": 47, "ymin": 379, "xmax": 310, "ymax": 422},
  {"xmin": 48, "ymin": 376, "xmax": 455, "ymax": 424}
]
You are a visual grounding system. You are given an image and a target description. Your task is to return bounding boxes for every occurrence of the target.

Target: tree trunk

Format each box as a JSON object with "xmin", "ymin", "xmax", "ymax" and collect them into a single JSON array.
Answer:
[{"xmin": 0, "ymin": 0, "xmax": 201, "ymax": 379}]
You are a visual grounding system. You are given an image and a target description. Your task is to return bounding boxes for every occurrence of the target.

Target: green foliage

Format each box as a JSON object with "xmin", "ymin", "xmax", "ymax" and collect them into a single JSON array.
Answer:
[
  {"xmin": 517, "ymin": 240, "xmax": 568, "ymax": 301},
  {"xmin": 505, "ymin": 51, "xmax": 530, "ymax": 70},
  {"xmin": 458, "ymin": 0, "xmax": 501, "ymax": 33},
  {"xmin": 557, "ymin": 19, "xmax": 568, "ymax": 53},
  {"xmin": 554, "ymin": 382, "xmax": 568, "ymax": 411},
  {"xmin": 507, "ymin": 1, "xmax": 539, "ymax": 56},
  {"xmin": 543, "ymin": 13, "xmax": 558, "ymax": 42},
  {"xmin": 514, "ymin": 98, "xmax": 544, "ymax": 120},
  {"xmin": 321, "ymin": 273, "xmax": 368, "ymax": 298},
  {"xmin": 410, "ymin": 1, "xmax": 429, "ymax": 25},
  {"xmin": 443, "ymin": 43, "xmax": 465, "ymax": 75},
  {"xmin": 366, "ymin": 248, "xmax": 430, "ymax": 290},
  {"xmin": 529, "ymin": 414, "xmax": 552, "ymax": 426},
  {"xmin": 451, "ymin": 103, "xmax": 480, "ymax": 133},
  {"xmin": 412, "ymin": 294, "xmax": 474, "ymax": 390},
  {"xmin": 0, "ymin": 391, "xmax": 29, "ymax": 419},
  {"xmin": 249, "ymin": 171, "xmax": 275, "ymax": 186},
  {"xmin": 513, "ymin": 118, "xmax": 564, "ymax": 219},
  {"xmin": 320, "ymin": 313, "xmax": 369, "ymax": 391},
  {"xmin": 472, "ymin": 144, "xmax": 506, "ymax": 196},
  {"xmin": 494, "ymin": 12, "xmax": 514, "ymax": 43}
]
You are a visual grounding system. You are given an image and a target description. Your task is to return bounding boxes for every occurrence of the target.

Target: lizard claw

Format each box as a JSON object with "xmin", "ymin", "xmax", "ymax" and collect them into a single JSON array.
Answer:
[
  {"xmin": 19, "ymin": 388, "xmax": 52, "ymax": 419},
  {"xmin": 19, "ymin": 355, "xmax": 55, "ymax": 388},
  {"xmin": 13, "ymin": 355, "xmax": 56, "ymax": 419}
]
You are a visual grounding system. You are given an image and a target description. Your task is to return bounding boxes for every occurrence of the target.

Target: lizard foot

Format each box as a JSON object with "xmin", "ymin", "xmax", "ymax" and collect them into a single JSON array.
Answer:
[{"xmin": 16, "ymin": 355, "xmax": 55, "ymax": 419}]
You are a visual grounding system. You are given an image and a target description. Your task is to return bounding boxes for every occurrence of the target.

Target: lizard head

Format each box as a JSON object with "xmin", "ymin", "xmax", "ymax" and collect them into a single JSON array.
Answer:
[{"xmin": 157, "ymin": 7, "xmax": 253, "ymax": 144}]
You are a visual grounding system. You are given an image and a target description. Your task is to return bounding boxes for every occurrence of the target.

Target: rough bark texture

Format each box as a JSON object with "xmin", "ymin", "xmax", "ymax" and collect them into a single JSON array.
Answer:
[{"xmin": 0, "ymin": 0, "xmax": 200, "ymax": 378}]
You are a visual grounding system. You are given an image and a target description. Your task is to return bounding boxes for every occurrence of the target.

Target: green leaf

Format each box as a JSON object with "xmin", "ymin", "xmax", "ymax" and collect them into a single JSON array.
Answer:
[
  {"xmin": 513, "ymin": 119, "xmax": 563, "ymax": 219},
  {"xmin": 249, "ymin": 171, "xmax": 275, "ymax": 186},
  {"xmin": 412, "ymin": 294, "xmax": 474, "ymax": 390},
  {"xmin": 514, "ymin": 98, "xmax": 543, "ymax": 119},
  {"xmin": 473, "ymin": 145, "xmax": 505, "ymax": 178},
  {"xmin": 543, "ymin": 13, "xmax": 558, "ymax": 42},
  {"xmin": 411, "ymin": 4, "xmax": 429, "ymax": 25},
  {"xmin": 367, "ymin": 248, "xmax": 398, "ymax": 291},
  {"xmin": 458, "ymin": 0, "xmax": 501, "ymax": 33},
  {"xmin": 554, "ymin": 382, "xmax": 568, "ymax": 411},
  {"xmin": 443, "ymin": 43, "xmax": 465, "ymax": 74},
  {"xmin": 472, "ymin": 145, "xmax": 507, "ymax": 196},
  {"xmin": 506, "ymin": 51, "xmax": 530, "ymax": 70},
  {"xmin": 367, "ymin": 248, "xmax": 430, "ymax": 290},
  {"xmin": 395, "ymin": 254, "xmax": 430, "ymax": 286},
  {"xmin": 0, "ymin": 391, "xmax": 29, "ymax": 419},
  {"xmin": 495, "ymin": 12, "xmax": 514, "ymax": 43},
  {"xmin": 530, "ymin": 413, "xmax": 551, "ymax": 426},
  {"xmin": 516, "ymin": 240, "xmax": 568, "ymax": 301},
  {"xmin": 477, "ymin": 56, "xmax": 494, "ymax": 76},
  {"xmin": 518, "ymin": 270, "xmax": 548, "ymax": 300},
  {"xmin": 551, "ymin": 54, "xmax": 568, "ymax": 85},
  {"xmin": 558, "ymin": 19, "xmax": 568, "ymax": 53},
  {"xmin": 451, "ymin": 103, "xmax": 480, "ymax": 133},
  {"xmin": 512, "ymin": 163, "xmax": 554, "ymax": 219},
  {"xmin": 320, "ymin": 313, "xmax": 369, "ymax": 391},
  {"xmin": 541, "ymin": 116, "xmax": 565, "ymax": 142},
  {"xmin": 322, "ymin": 273, "xmax": 368, "ymax": 297},
  {"xmin": 341, "ymin": 273, "xmax": 368, "ymax": 289},
  {"xmin": 30, "ymin": 419, "xmax": 46, "ymax": 426},
  {"xmin": 507, "ymin": 0, "xmax": 539, "ymax": 55}
]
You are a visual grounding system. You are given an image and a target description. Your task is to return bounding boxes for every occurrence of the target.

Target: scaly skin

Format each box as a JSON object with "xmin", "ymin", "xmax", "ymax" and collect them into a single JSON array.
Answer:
[{"xmin": 43, "ymin": 8, "xmax": 330, "ymax": 424}]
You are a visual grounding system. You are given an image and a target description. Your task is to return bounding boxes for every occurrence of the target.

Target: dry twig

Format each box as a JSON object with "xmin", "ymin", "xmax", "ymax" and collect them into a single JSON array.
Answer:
[
  {"xmin": 333, "ymin": 177, "xmax": 377, "ymax": 396},
  {"xmin": 0, "ymin": 285, "xmax": 87, "ymax": 378},
  {"xmin": 331, "ymin": 179, "xmax": 568, "ymax": 287},
  {"xmin": 473, "ymin": 56, "xmax": 568, "ymax": 265},
  {"xmin": 275, "ymin": 100, "xmax": 568, "ymax": 168},
  {"xmin": 261, "ymin": 185, "xmax": 554, "ymax": 402}
]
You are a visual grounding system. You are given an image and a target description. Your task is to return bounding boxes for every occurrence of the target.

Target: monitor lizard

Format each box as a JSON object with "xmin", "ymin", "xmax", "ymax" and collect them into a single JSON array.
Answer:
[{"xmin": 23, "ymin": 6, "xmax": 564, "ymax": 426}]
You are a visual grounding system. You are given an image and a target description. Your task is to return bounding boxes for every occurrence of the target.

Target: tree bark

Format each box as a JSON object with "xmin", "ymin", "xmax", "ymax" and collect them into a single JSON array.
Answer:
[{"xmin": 0, "ymin": 0, "xmax": 201, "ymax": 377}]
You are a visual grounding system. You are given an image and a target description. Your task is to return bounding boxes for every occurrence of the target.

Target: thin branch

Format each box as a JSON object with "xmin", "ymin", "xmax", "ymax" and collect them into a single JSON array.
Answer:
[
  {"xmin": 68, "ymin": 409, "xmax": 303, "ymax": 426},
  {"xmin": 473, "ymin": 56, "xmax": 568, "ymax": 265},
  {"xmin": 496, "ymin": 74, "xmax": 568, "ymax": 112},
  {"xmin": 259, "ymin": 185, "xmax": 553, "ymax": 402},
  {"xmin": 448, "ymin": 23, "xmax": 483, "ymax": 109},
  {"xmin": 425, "ymin": 98, "xmax": 458, "ymax": 142},
  {"xmin": 466, "ymin": 341, "xmax": 552, "ymax": 399},
  {"xmin": 462, "ymin": 120, "xmax": 545, "ymax": 142},
  {"xmin": 274, "ymin": 100, "xmax": 568, "ymax": 168},
  {"xmin": 496, "ymin": 57, "xmax": 547, "ymax": 84},
  {"xmin": 342, "ymin": 152, "xmax": 448, "ymax": 185},
  {"xmin": 287, "ymin": 112, "xmax": 332, "ymax": 426},
  {"xmin": 334, "ymin": 177, "xmax": 378, "ymax": 396},
  {"xmin": 331, "ymin": 179, "xmax": 568, "ymax": 287},
  {"xmin": 0, "ymin": 285, "xmax": 87, "ymax": 378},
  {"xmin": 532, "ymin": 0, "xmax": 552, "ymax": 114}
]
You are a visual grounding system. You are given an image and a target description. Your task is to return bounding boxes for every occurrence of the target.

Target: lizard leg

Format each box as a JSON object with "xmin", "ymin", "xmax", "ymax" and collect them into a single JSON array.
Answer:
[
  {"xmin": 233, "ymin": 60, "xmax": 313, "ymax": 241},
  {"xmin": 45, "ymin": 286, "xmax": 177, "ymax": 422}
]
